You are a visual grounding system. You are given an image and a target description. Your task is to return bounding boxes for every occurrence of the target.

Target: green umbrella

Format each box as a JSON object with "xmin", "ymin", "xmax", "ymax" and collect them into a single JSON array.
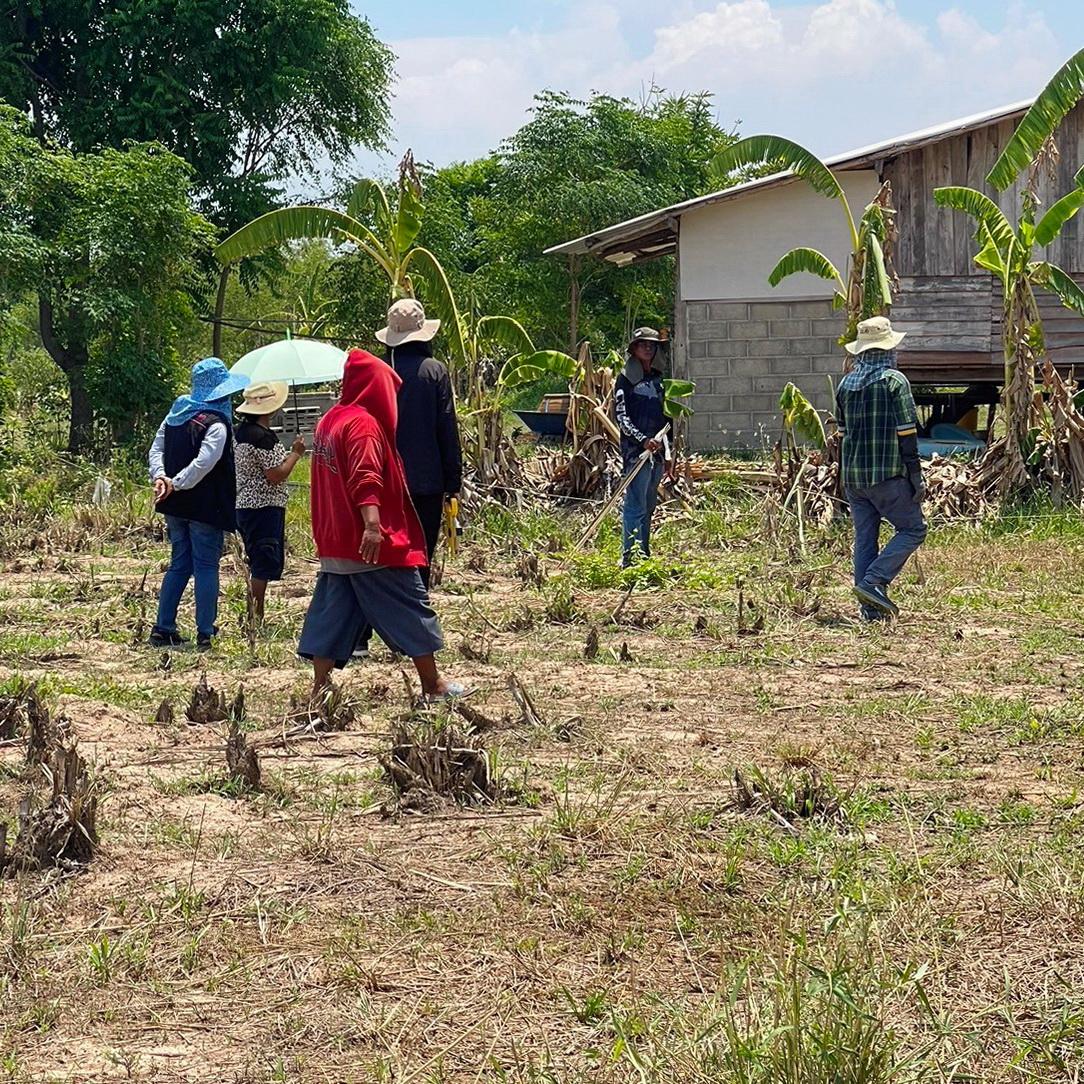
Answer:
[
  {"xmin": 230, "ymin": 338, "xmax": 346, "ymax": 385},
  {"xmin": 230, "ymin": 338, "xmax": 347, "ymax": 436}
]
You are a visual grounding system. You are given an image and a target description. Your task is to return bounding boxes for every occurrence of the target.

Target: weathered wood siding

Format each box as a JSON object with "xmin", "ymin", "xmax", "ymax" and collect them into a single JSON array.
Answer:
[
  {"xmin": 883, "ymin": 101, "xmax": 1084, "ymax": 377},
  {"xmin": 887, "ymin": 101, "xmax": 1084, "ymax": 278}
]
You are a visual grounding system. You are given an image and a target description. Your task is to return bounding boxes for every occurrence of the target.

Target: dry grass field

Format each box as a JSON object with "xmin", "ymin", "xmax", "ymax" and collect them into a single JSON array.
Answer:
[{"xmin": 1, "ymin": 483, "xmax": 1084, "ymax": 1082}]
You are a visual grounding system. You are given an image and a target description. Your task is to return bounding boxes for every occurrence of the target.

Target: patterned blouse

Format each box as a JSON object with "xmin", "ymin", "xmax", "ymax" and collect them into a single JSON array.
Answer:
[{"xmin": 234, "ymin": 421, "xmax": 289, "ymax": 510}]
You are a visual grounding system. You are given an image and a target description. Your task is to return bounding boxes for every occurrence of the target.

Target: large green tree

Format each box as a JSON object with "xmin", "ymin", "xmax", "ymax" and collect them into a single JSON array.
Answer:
[
  {"xmin": 1, "ymin": 1, "xmax": 394, "ymax": 232},
  {"xmin": 428, "ymin": 90, "xmax": 738, "ymax": 353},
  {"xmin": 0, "ymin": 107, "xmax": 214, "ymax": 452}
]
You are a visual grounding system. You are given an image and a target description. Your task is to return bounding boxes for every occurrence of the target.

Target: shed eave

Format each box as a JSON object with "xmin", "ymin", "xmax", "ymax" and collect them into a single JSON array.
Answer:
[{"xmin": 543, "ymin": 97, "xmax": 1034, "ymax": 260}]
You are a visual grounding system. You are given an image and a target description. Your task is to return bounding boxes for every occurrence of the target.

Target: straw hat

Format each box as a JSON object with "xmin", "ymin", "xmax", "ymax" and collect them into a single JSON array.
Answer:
[
  {"xmin": 845, "ymin": 316, "xmax": 907, "ymax": 355},
  {"xmin": 237, "ymin": 380, "xmax": 289, "ymax": 416},
  {"xmin": 375, "ymin": 298, "xmax": 440, "ymax": 347}
]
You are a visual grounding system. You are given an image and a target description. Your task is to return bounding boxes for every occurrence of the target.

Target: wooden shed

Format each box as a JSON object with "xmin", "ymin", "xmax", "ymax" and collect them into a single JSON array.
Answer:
[{"xmin": 545, "ymin": 100, "xmax": 1084, "ymax": 450}]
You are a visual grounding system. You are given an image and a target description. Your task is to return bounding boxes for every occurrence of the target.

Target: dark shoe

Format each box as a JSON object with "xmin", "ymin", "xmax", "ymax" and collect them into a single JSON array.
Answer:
[
  {"xmin": 621, "ymin": 552, "xmax": 634, "ymax": 570},
  {"xmin": 352, "ymin": 646, "xmax": 370, "ymax": 661},
  {"xmin": 196, "ymin": 633, "xmax": 214, "ymax": 652},
  {"xmin": 860, "ymin": 605, "xmax": 889, "ymax": 624},
  {"xmin": 853, "ymin": 582, "xmax": 899, "ymax": 617},
  {"xmin": 149, "ymin": 628, "xmax": 187, "ymax": 648}
]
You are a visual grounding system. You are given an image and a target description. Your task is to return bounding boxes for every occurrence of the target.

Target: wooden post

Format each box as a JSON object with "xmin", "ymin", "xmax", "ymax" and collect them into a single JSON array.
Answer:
[
  {"xmin": 568, "ymin": 254, "xmax": 581, "ymax": 356},
  {"xmin": 212, "ymin": 265, "xmax": 231, "ymax": 357}
]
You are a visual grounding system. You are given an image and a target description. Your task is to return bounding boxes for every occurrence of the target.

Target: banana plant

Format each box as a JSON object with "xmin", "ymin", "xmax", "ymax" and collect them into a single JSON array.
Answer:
[
  {"xmin": 215, "ymin": 154, "xmax": 468, "ymax": 365},
  {"xmin": 498, "ymin": 347, "xmax": 696, "ymax": 418},
  {"xmin": 934, "ymin": 47, "xmax": 1084, "ymax": 491},
  {"xmin": 711, "ymin": 136, "xmax": 896, "ymax": 344}
]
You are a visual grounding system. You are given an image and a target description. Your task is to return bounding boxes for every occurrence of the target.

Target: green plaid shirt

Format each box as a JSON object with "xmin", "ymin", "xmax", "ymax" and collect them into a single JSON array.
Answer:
[{"xmin": 835, "ymin": 350, "xmax": 918, "ymax": 489}]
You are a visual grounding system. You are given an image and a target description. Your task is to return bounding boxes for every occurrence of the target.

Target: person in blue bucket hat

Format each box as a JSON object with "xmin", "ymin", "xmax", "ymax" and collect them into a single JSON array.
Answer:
[{"xmin": 147, "ymin": 358, "xmax": 250, "ymax": 650}]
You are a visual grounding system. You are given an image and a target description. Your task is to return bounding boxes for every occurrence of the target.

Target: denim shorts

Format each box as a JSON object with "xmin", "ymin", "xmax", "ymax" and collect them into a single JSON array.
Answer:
[{"xmin": 298, "ymin": 567, "xmax": 443, "ymax": 667}]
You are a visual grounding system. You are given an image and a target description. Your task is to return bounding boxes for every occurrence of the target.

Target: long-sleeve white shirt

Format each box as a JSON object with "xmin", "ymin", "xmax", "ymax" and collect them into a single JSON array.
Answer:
[{"xmin": 148, "ymin": 419, "xmax": 228, "ymax": 491}]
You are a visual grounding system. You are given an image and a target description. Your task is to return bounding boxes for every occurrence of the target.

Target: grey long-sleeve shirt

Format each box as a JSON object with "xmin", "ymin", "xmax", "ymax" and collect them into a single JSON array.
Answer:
[{"xmin": 148, "ymin": 419, "xmax": 227, "ymax": 491}]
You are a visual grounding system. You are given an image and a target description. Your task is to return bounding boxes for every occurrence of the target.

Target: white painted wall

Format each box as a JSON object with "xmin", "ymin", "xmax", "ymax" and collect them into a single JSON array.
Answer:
[{"xmin": 679, "ymin": 170, "xmax": 882, "ymax": 301}]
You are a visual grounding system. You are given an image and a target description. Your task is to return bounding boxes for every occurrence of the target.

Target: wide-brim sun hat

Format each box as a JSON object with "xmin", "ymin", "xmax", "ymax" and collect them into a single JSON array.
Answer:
[
  {"xmin": 845, "ymin": 316, "xmax": 907, "ymax": 355},
  {"xmin": 237, "ymin": 380, "xmax": 289, "ymax": 416},
  {"xmin": 191, "ymin": 356, "xmax": 250, "ymax": 400},
  {"xmin": 628, "ymin": 327, "xmax": 662, "ymax": 350},
  {"xmin": 376, "ymin": 298, "xmax": 440, "ymax": 347}
]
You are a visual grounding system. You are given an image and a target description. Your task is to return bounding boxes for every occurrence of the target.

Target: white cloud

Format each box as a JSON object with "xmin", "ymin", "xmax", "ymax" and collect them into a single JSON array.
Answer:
[{"xmin": 353, "ymin": 1, "xmax": 1071, "ymax": 176}]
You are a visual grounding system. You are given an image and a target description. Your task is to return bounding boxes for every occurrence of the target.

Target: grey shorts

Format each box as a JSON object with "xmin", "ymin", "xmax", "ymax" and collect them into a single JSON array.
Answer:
[{"xmin": 298, "ymin": 568, "xmax": 443, "ymax": 668}]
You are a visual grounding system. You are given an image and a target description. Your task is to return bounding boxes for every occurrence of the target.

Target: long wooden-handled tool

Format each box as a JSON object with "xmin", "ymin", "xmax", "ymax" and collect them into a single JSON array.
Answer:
[{"xmin": 564, "ymin": 426, "xmax": 668, "ymax": 561}]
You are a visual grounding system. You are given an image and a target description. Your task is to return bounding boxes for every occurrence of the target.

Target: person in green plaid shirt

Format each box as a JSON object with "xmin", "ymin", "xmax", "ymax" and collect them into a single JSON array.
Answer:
[{"xmin": 836, "ymin": 317, "xmax": 927, "ymax": 621}]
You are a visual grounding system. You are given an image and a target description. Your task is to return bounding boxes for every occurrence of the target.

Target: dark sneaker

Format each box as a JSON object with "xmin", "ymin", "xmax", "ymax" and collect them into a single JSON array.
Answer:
[
  {"xmin": 860, "ymin": 605, "xmax": 890, "ymax": 624},
  {"xmin": 149, "ymin": 628, "xmax": 187, "ymax": 648},
  {"xmin": 853, "ymin": 582, "xmax": 899, "ymax": 617},
  {"xmin": 196, "ymin": 633, "xmax": 214, "ymax": 652},
  {"xmin": 620, "ymin": 552, "xmax": 634, "ymax": 570},
  {"xmin": 352, "ymin": 646, "xmax": 370, "ymax": 660}
]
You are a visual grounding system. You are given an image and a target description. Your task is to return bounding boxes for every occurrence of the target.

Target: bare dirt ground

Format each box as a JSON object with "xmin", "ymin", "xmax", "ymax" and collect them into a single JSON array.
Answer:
[{"xmin": 2, "ymin": 496, "xmax": 1084, "ymax": 1082}]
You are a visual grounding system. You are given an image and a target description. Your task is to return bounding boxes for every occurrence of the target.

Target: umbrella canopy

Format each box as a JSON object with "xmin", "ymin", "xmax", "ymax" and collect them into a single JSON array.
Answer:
[{"xmin": 230, "ymin": 338, "xmax": 346, "ymax": 386}]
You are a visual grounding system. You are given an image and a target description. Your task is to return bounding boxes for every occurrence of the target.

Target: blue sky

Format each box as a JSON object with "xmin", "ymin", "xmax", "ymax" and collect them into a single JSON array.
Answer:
[{"xmin": 349, "ymin": 1, "xmax": 1084, "ymax": 175}]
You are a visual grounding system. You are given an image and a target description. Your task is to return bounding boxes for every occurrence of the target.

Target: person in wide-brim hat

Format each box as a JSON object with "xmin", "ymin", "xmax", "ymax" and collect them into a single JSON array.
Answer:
[
  {"xmin": 352, "ymin": 297, "xmax": 463, "ymax": 661},
  {"xmin": 845, "ymin": 315, "xmax": 907, "ymax": 355},
  {"xmin": 615, "ymin": 327, "xmax": 671, "ymax": 569},
  {"xmin": 234, "ymin": 380, "xmax": 307, "ymax": 623},
  {"xmin": 147, "ymin": 358, "xmax": 250, "ymax": 651},
  {"xmin": 376, "ymin": 298, "xmax": 441, "ymax": 347},
  {"xmin": 835, "ymin": 315, "xmax": 927, "ymax": 625}
]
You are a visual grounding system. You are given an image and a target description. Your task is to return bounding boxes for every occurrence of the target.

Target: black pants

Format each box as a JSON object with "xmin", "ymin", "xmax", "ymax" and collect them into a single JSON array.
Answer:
[{"xmin": 357, "ymin": 492, "xmax": 444, "ymax": 652}]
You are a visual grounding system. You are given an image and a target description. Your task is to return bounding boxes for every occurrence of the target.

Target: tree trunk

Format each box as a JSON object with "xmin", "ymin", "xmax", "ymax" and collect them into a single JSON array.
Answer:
[
  {"xmin": 65, "ymin": 364, "xmax": 94, "ymax": 455},
  {"xmin": 212, "ymin": 265, "xmax": 230, "ymax": 357},
  {"xmin": 38, "ymin": 296, "xmax": 93, "ymax": 455}
]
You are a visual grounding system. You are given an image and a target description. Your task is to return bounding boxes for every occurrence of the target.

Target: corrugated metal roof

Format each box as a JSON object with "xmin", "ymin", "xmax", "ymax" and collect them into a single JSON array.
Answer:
[{"xmin": 543, "ymin": 98, "xmax": 1033, "ymax": 263}]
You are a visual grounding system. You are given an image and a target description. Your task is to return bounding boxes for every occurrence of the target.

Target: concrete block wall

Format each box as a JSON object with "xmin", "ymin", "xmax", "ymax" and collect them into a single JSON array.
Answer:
[{"xmin": 683, "ymin": 297, "xmax": 846, "ymax": 449}]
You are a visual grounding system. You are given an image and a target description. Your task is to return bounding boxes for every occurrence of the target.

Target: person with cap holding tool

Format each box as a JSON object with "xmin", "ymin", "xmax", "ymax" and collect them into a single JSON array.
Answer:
[
  {"xmin": 835, "ymin": 316, "xmax": 927, "ymax": 621},
  {"xmin": 354, "ymin": 298, "xmax": 462, "ymax": 658},
  {"xmin": 615, "ymin": 327, "xmax": 671, "ymax": 568},
  {"xmin": 233, "ymin": 381, "xmax": 307, "ymax": 623},
  {"xmin": 148, "ymin": 357, "xmax": 249, "ymax": 650}
]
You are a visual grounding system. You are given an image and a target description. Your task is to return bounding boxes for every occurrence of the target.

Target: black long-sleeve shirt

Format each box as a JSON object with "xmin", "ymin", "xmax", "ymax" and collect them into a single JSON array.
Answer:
[{"xmin": 388, "ymin": 342, "xmax": 463, "ymax": 496}]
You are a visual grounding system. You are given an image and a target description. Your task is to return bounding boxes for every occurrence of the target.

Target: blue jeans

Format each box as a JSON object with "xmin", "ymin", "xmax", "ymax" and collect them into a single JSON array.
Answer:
[
  {"xmin": 622, "ymin": 456, "xmax": 665, "ymax": 560},
  {"xmin": 846, "ymin": 476, "xmax": 927, "ymax": 588},
  {"xmin": 155, "ymin": 516, "xmax": 225, "ymax": 638}
]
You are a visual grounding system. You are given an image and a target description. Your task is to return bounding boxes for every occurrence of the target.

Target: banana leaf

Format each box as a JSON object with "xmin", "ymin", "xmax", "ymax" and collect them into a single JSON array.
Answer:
[
  {"xmin": 768, "ymin": 247, "xmax": 846, "ymax": 292},
  {"xmin": 988, "ymin": 49, "xmax": 1084, "ymax": 190}
]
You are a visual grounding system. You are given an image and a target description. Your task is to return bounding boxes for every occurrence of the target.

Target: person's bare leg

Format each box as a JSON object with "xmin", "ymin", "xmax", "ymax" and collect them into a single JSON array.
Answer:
[
  {"xmin": 312, "ymin": 657, "xmax": 336, "ymax": 699},
  {"xmin": 412, "ymin": 654, "xmax": 449, "ymax": 696},
  {"xmin": 250, "ymin": 578, "xmax": 268, "ymax": 622}
]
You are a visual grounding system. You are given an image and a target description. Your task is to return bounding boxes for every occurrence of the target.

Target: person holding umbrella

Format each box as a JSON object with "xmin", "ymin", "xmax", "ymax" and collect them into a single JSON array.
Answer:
[
  {"xmin": 234, "ymin": 381, "xmax": 307, "ymax": 622},
  {"xmin": 148, "ymin": 357, "xmax": 249, "ymax": 650}
]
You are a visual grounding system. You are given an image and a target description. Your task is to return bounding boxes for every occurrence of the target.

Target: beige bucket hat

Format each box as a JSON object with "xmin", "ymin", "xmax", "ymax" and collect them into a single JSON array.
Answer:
[
  {"xmin": 845, "ymin": 316, "xmax": 907, "ymax": 355},
  {"xmin": 376, "ymin": 298, "xmax": 441, "ymax": 347},
  {"xmin": 237, "ymin": 380, "xmax": 289, "ymax": 416}
]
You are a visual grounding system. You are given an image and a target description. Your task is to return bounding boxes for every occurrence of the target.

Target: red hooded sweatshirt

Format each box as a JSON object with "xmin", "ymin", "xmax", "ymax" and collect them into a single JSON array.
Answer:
[{"xmin": 310, "ymin": 349, "xmax": 428, "ymax": 568}]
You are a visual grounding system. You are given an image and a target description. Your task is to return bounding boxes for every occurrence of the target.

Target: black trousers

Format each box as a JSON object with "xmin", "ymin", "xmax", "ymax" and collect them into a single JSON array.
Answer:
[{"xmin": 357, "ymin": 492, "xmax": 444, "ymax": 652}]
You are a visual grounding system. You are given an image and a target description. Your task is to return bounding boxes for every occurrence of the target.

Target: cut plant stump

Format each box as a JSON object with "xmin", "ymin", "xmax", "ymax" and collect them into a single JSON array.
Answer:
[
  {"xmin": 186, "ymin": 673, "xmax": 228, "ymax": 725},
  {"xmin": 225, "ymin": 716, "xmax": 260, "ymax": 790},
  {"xmin": 381, "ymin": 721, "xmax": 498, "ymax": 814},
  {"xmin": 0, "ymin": 742, "xmax": 99, "ymax": 876},
  {"xmin": 0, "ymin": 681, "xmax": 48, "ymax": 742}
]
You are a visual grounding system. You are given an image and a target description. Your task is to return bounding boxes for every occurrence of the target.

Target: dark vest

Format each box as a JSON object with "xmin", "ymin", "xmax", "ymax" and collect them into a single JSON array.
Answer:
[{"xmin": 156, "ymin": 411, "xmax": 236, "ymax": 531}]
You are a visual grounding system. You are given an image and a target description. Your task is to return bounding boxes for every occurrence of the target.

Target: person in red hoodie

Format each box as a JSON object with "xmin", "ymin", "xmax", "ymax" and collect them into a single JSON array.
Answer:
[{"xmin": 298, "ymin": 349, "xmax": 465, "ymax": 701}]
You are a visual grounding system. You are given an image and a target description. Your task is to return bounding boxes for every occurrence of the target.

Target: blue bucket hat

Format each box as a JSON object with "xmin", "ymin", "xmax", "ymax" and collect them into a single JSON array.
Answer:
[{"xmin": 165, "ymin": 358, "xmax": 250, "ymax": 427}]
